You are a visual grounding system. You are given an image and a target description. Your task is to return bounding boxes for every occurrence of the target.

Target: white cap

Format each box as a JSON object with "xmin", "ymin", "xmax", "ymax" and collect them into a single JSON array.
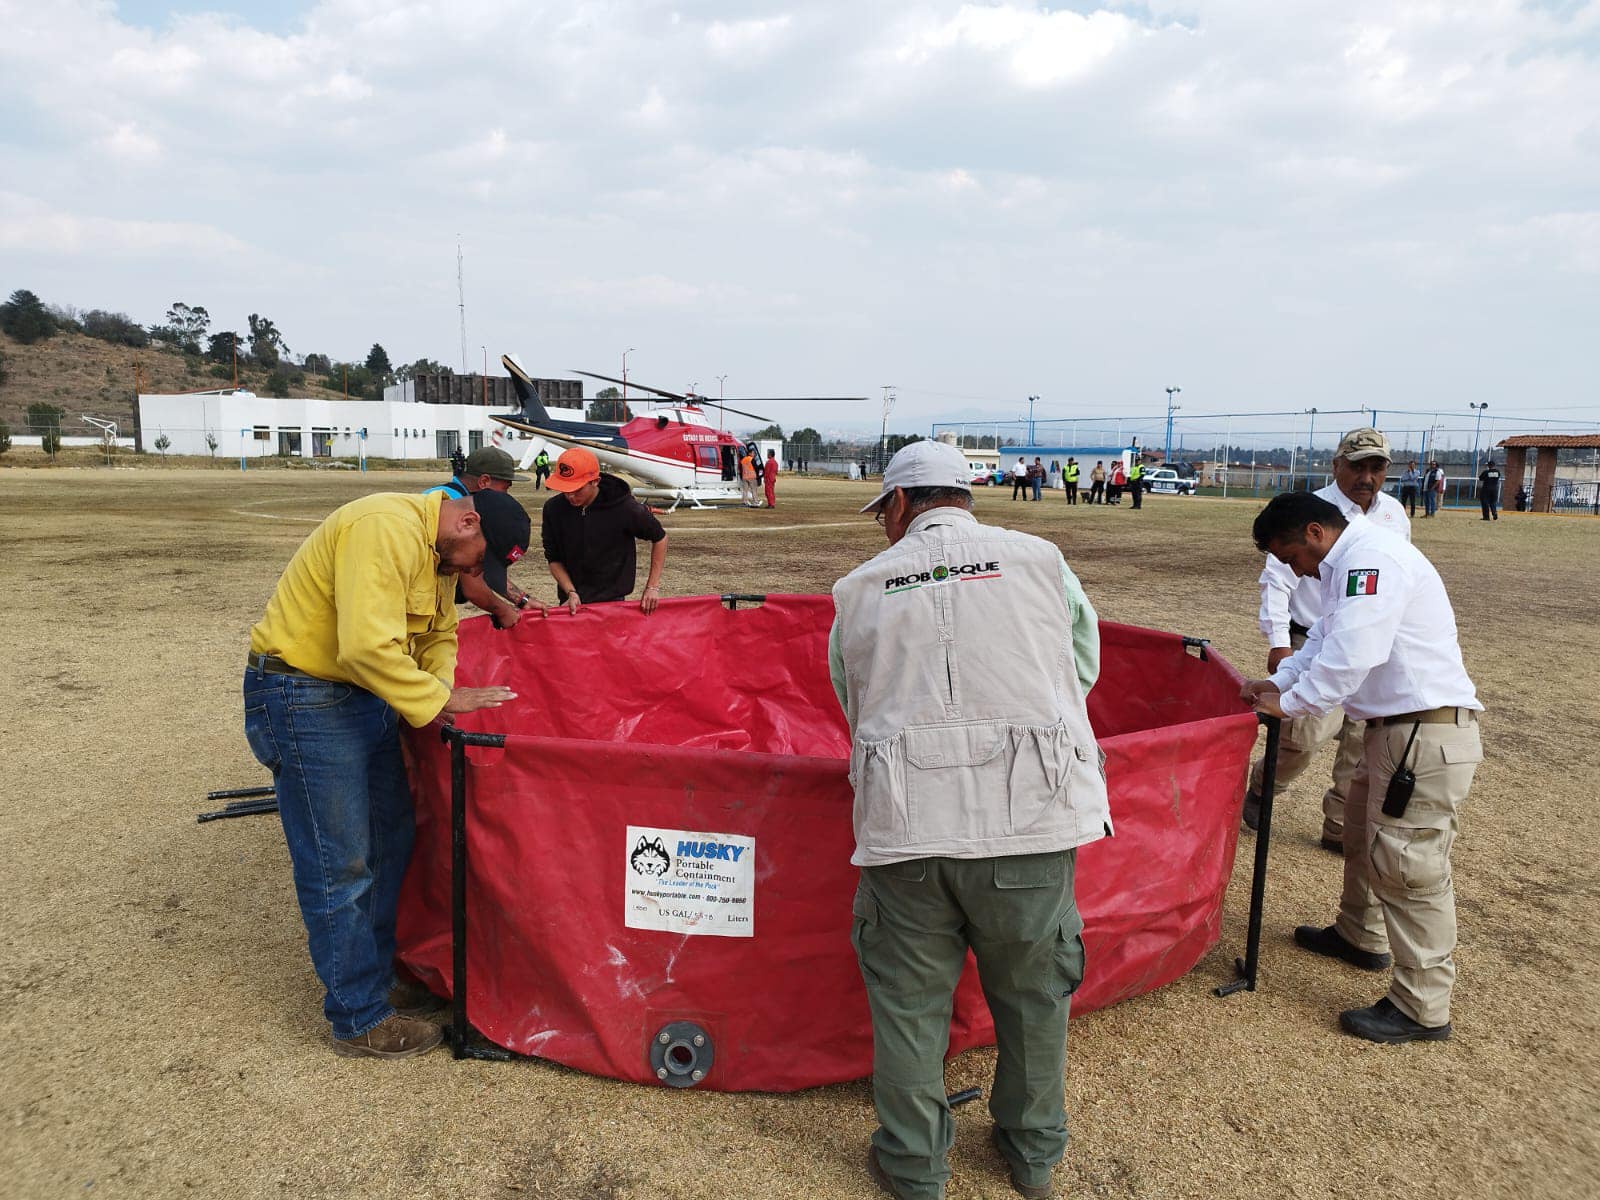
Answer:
[{"xmin": 860, "ymin": 439, "xmax": 972, "ymax": 514}]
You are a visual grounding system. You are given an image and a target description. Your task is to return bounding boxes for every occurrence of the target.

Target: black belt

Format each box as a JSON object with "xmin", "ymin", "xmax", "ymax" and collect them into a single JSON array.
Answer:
[
  {"xmin": 1368, "ymin": 707, "xmax": 1475, "ymax": 728},
  {"xmin": 246, "ymin": 652, "xmax": 314, "ymax": 678},
  {"xmin": 1289, "ymin": 621, "xmax": 1310, "ymax": 639}
]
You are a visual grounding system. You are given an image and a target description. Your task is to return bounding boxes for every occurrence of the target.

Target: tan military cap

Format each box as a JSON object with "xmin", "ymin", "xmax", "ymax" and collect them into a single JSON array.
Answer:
[{"xmin": 1334, "ymin": 427, "xmax": 1392, "ymax": 462}]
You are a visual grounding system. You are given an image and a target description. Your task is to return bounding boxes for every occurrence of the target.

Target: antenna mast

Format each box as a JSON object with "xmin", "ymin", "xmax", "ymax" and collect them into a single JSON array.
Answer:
[{"xmin": 457, "ymin": 236, "xmax": 469, "ymax": 375}]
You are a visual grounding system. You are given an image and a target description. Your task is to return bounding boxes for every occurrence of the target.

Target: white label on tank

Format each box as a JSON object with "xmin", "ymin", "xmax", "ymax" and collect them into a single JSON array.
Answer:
[{"xmin": 624, "ymin": 825, "xmax": 755, "ymax": 938}]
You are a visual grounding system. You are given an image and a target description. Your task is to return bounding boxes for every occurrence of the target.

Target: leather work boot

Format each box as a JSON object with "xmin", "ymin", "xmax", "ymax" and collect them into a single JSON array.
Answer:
[
  {"xmin": 1293, "ymin": 924, "xmax": 1392, "ymax": 970},
  {"xmin": 1340, "ymin": 997, "xmax": 1451, "ymax": 1044},
  {"xmin": 1319, "ymin": 835, "xmax": 1343, "ymax": 855},
  {"xmin": 1241, "ymin": 791, "xmax": 1261, "ymax": 832},
  {"xmin": 991, "ymin": 1127, "xmax": 1056, "ymax": 1200},
  {"xmin": 866, "ymin": 1147, "xmax": 937, "ymax": 1200},
  {"xmin": 388, "ymin": 978, "xmax": 444, "ymax": 1018},
  {"xmin": 332, "ymin": 1012, "xmax": 443, "ymax": 1059}
]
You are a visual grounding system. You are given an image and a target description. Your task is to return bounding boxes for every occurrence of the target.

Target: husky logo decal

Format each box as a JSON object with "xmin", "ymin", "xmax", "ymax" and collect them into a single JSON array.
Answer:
[{"xmin": 629, "ymin": 836, "xmax": 672, "ymax": 877}]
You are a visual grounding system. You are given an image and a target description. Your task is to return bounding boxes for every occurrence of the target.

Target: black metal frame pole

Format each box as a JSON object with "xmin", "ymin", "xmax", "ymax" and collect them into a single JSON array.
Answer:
[
  {"xmin": 1216, "ymin": 713, "xmax": 1281, "ymax": 997},
  {"xmin": 205, "ymin": 785, "xmax": 277, "ymax": 802},
  {"xmin": 441, "ymin": 724, "xmax": 512, "ymax": 1061}
]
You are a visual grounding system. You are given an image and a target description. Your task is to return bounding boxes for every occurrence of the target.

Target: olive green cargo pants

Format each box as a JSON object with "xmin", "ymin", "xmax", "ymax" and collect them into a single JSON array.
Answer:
[{"xmin": 852, "ymin": 850, "xmax": 1085, "ymax": 1200}]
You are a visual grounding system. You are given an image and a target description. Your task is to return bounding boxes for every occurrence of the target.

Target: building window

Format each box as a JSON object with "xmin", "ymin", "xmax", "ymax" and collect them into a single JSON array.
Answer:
[
  {"xmin": 468, "ymin": 430, "xmax": 484, "ymax": 452},
  {"xmin": 277, "ymin": 430, "xmax": 302, "ymax": 456},
  {"xmin": 436, "ymin": 430, "xmax": 460, "ymax": 458},
  {"xmin": 253, "ymin": 426, "xmax": 270, "ymax": 441},
  {"xmin": 311, "ymin": 429, "xmax": 334, "ymax": 457}
]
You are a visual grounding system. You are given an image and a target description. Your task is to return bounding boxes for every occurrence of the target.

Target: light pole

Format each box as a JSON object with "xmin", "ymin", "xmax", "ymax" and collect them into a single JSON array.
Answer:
[
  {"xmin": 1027, "ymin": 395, "xmax": 1038, "ymax": 447},
  {"xmin": 716, "ymin": 374, "xmax": 728, "ymax": 399},
  {"xmin": 621, "ymin": 347, "xmax": 636, "ymax": 421},
  {"xmin": 1305, "ymin": 407, "xmax": 1319, "ymax": 488},
  {"xmin": 1164, "ymin": 387, "xmax": 1181, "ymax": 465},
  {"xmin": 880, "ymin": 386, "xmax": 896, "ymax": 473},
  {"xmin": 1470, "ymin": 402, "xmax": 1489, "ymax": 475}
]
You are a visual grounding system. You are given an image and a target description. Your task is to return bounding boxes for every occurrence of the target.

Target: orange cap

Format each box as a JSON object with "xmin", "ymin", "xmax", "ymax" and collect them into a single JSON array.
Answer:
[{"xmin": 547, "ymin": 447, "xmax": 600, "ymax": 492}]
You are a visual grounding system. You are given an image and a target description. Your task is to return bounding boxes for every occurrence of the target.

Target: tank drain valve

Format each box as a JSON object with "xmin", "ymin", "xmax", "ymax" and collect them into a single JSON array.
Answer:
[{"xmin": 649, "ymin": 1021, "xmax": 715, "ymax": 1088}]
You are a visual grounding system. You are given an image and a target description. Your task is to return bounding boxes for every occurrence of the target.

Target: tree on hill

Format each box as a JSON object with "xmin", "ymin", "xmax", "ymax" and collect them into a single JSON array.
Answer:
[
  {"xmin": 0, "ymin": 290, "xmax": 57, "ymax": 344},
  {"xmin": 151, "ymin": 301, "xmax": 210, "ymax": 354},
  {"xmin": 365, "ymin": 343, "xmax": 392, "ymax": 379},
  {"xmin": 397, "ymin": 358, "xmax": 450, "ymax": 381},
  {"xmin": 81, "ymin": 309, "xmax": 149, "ymax": 347},
  {"xmin": 790, "ymin": 426, "xmax": 822, "ymax": 448},
  {"xmin": 302, "ymin": 352, "xmax": 332, "ymax": 374},
  {"xmin": 206, "ymin": 331, "xmax": 241, "ymax": 365},
  {"xmin": 586, "ymin": 385, "xmax": 632, "ymax": 423},
  {"xmin": 247, "ymin": 313, "xmax": 288, "ymax": 368},
  {"xmin": 749, "ymin": 423, "xmax": 785, "ymax": 440}
]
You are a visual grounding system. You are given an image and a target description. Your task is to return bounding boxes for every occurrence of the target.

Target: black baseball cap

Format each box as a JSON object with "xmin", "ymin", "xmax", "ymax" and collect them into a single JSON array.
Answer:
[{"xmin": 471, "ymin": 489, "xmax": 531, "ymax": 597}]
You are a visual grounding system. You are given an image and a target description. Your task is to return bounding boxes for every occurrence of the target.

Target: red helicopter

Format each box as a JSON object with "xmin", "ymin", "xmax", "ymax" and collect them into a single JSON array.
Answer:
[{"xmin": 492, "ymin": 355, "xmax": 862, "ymax": 509}]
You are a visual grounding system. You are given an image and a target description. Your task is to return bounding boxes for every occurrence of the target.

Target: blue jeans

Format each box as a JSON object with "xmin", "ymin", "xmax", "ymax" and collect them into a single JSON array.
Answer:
[
  {"xmin": 243, "ymin": 666, "xmax": 414, "ymax": 1038},
  {"xmin": 1424, "ymin": 490, "xmax": 1438, "ymax": 516}
]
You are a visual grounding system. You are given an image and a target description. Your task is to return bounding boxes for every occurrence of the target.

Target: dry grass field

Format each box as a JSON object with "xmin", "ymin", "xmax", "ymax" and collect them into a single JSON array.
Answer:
[{"xmin": 2, "ymin": 468, "xmax": 1596, "ymax": 1200}]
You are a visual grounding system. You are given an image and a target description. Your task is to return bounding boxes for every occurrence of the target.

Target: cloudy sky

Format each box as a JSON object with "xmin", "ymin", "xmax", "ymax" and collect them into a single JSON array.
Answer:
[{"xmin": 2, "ymin": 1, "xmax": 1597, "ymax": 442}]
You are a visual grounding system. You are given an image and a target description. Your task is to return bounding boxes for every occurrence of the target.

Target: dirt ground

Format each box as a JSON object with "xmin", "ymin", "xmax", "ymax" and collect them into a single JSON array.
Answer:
[{"xmin": 2, "ymin": 469, "xmax": 1596, "ymax": 1200}]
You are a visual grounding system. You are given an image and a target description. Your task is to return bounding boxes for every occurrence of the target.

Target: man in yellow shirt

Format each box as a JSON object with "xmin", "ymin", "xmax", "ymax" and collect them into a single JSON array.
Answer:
[{"xmin": 244, "ymin": 489, "xmax": 527, "ymax": 1058}]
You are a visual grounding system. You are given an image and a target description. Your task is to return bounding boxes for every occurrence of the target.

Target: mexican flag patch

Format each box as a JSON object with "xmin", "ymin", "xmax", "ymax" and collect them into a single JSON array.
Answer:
[{"xmin": 1347, "ymin": 569, "xmax": 1380, "ymax": 596}]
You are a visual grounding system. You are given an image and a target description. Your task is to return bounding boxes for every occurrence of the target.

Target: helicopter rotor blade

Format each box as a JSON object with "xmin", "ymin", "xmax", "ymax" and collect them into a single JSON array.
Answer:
[{"xmin": 571, "ymin": 370, "xmax": 686, "ymax": 402}]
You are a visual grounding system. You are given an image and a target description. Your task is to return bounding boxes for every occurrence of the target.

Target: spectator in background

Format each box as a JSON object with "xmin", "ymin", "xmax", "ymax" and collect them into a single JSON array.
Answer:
[
  {"xmin": 1478, "ymin": 459, "xmax": 1502, "ymax": 522},
  {"xmin": 450, "ymin": 446, "xmax": 467, "ymax": 476},
  {"xmin": 1399, "ymin": 461, "xmax": 1420, "ymax": 517},
  {"xmin": 1108, "ymin": 461, "xmax": 1126, "ymax": 504},
  {"xmin": 1088, "ymin": 461, "xmax": 1106, "ymax": 505},
  {"xmin": 1424, "ymin": 461, "xmax": 1445, "ymax": 517},
  {"xmin": 1011, "ymin": 456, "xmax": 1028, "ymax": 501},
  {"xmin": 740, "ymin": 448, "xmax": 760, "ymax": 507},
  {"xmin": 1029, "ymin": 457, "xmax": 1045, "ymax": 501},
  {"xmin": 764, "ymin": 449, "xmax": 779, "ymax": 509}
]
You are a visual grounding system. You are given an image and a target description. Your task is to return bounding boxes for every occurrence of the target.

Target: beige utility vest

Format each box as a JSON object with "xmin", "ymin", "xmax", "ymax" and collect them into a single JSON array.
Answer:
[{"xmin": 832, "ymin": 509, "xmax": 1111, "ymax": 867}]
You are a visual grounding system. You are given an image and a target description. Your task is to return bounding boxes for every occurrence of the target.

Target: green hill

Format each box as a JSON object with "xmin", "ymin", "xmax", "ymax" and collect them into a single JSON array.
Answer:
[{"xmin": 0, "ymin": 330, "xmax": 352, "ymax": 436}]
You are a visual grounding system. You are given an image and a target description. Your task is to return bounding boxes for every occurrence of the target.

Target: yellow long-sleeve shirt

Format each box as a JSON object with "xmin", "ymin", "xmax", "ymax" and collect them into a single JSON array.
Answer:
[{"xmin": 249, "ymin": 492, "xmax": 458, "ymax": 727}]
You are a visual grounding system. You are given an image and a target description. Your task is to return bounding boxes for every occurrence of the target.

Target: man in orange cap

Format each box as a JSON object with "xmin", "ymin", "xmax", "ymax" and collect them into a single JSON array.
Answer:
[{"xmin": 540, "ymin": 447, "xmax": 669, "ymax": 614}]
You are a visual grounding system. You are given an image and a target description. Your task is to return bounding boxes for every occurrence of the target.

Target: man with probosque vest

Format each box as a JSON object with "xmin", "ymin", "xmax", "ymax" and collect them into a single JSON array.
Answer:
[
  {"xmin": 829, "ymin": 439, "xmax": 1108, "ymax": 1200},
  {"xmin": 1063, "ymin": 458, "xmax": 1079, "ymax": 505},
  {"xmin": 1127, "ymin": 458, "xmax": 1145, "ymax": 509},
  {"xmin": 1244, "ymin": 428, "xmax": 1411, "ymax": 851}
]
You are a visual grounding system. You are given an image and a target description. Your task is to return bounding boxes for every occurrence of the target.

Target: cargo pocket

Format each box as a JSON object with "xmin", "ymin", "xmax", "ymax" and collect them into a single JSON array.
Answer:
[
  {"xmin": 904, "ymin": 721, "xmax": 1009, "ymax": 844},
  {"xmin": 850, "ymin": 886, "xmax": 889, "ymax": 990},
  {"xmin": 1370, "ymin": 825, "xmax": 1455, "ymax": 897},
  {"xmin": 1005, "ymin": 724, "xmax": 1076, "ymax": 834},
  {"xmin": 852, "ymin": 735, "xmax": 909, "ymax": 848},
  {"xmin": 1050, "ymin": 917, "xmax": 1087, "ymax": 999},
  {"xmin": 243, "ymin": 702, "xmax": 280, "ymax": 774}
]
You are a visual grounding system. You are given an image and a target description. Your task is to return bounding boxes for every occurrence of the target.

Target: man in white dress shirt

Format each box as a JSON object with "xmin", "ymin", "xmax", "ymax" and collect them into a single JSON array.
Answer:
[
  {"xmin": 1243, "ymin": 428, "xmax": 1412, "ymax": 852},
  {"xmin": 1241, "ymin": 492, "xmax": 1482, "ymax": 1043}
]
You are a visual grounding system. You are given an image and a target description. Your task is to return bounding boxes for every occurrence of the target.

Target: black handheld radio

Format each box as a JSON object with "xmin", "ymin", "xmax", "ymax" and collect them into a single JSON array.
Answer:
[{"xmin": 1381, "ymin": 721, "xmax": 1423, "ymax": 819}]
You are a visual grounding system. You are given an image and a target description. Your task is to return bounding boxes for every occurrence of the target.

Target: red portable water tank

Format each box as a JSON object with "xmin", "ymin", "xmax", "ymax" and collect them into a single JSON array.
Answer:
[{"xmin": 397, "ymin": 595, "xmax": 1257, "ymax": 1091}]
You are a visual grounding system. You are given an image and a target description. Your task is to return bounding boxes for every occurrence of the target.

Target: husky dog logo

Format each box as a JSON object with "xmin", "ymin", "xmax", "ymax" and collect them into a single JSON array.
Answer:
[{"xmin": 629, "ymin": 836, "xmax": 672, "ymax": 877}]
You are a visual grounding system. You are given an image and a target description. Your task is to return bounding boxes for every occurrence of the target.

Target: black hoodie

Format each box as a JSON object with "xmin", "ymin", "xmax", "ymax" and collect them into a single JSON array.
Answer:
[{"xmin": 540, "ymin": 474, "xmax": 666, "ymax": 603}]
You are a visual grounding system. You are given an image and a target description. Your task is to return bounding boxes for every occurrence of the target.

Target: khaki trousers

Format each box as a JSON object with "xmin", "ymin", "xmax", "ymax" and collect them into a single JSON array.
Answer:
[
  {"xmin": 1247, "ymin": 631, "xmax": 1363, "ymax": 842},
  {"xmin": 1334, "ymin": 712, "xmax": 1481, "ymax": 1027},
  {"xmin": 852, "ymin": 852, "xmax": 1084, "ymax": 1200}
]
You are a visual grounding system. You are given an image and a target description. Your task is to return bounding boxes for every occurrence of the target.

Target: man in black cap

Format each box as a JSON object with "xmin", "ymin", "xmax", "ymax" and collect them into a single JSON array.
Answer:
[
  {"xmin": 425, "ymin": 446, "xmax": 538, "ymax": 625},
  {"xmin": 244, "ymin": 489, "xmax": 528, "ymax": 1057}
]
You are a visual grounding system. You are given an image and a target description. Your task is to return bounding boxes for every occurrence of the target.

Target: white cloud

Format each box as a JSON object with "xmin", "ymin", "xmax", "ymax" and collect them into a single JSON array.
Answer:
[
  {"xmin": 0, "ymin": 0, "xmax": 1596, "ymax": 424},
  {"xmin": 0, "ymin": 191, "xmax": 255, "ymax": 259}
]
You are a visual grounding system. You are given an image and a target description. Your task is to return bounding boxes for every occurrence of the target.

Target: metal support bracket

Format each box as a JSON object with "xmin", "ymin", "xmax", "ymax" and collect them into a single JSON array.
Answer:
[
  {"xmin": 720, "ymin": 593, "xmax": 767, "ymax": 610},
  {"xmin": 196, "ymin": 785, "xmax": 279, "ymax": 823},
  {"xmin": 1182, "ymin": 636, "xmax": 1211, "ymax": 661},
  {"xmin": 441, "ymin": 724, "xmax": 517, "ymax": 1061},
  {"xmin": 1216, "ymin": 713, "xmax": 1280, "ymax": 998}
]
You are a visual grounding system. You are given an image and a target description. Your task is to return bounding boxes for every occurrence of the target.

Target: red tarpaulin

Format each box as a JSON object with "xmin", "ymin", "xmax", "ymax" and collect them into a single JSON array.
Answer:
[{"xmin": 397, "ymin": 595, "xmax": 1257, "ymax": 1091}]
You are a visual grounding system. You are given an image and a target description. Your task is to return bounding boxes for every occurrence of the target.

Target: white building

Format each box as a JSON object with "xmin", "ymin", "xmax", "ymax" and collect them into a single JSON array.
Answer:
[{"xmin": 136, "ymin": 388, "xmax": 583, "ymax": 463}]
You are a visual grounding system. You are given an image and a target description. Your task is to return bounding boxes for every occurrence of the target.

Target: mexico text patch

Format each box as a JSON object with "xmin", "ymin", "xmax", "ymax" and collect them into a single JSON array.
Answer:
[{"xmin": 1346, "ymin": 569, "xmax": 1379, "ymax": 597}]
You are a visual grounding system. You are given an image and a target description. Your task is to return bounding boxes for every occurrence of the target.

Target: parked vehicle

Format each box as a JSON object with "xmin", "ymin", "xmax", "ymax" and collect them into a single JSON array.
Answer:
[{"xmin": 1144, "ymin": 467, "xmax": 1197, "ymax": 495}]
